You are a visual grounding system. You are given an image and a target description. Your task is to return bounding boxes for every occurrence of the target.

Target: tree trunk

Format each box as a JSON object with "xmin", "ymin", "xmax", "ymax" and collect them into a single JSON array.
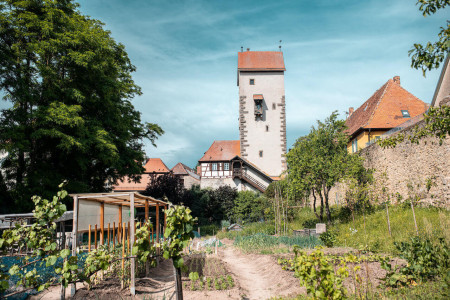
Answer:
[
  {"xmin": 323, "ymin": 186, "xmax": 332, "ymax": 223},
  {"xmin": 317, "ymin": 189, "xmax": 324, "ymax": 222},
  {"xmin": 312, "ymin": 189, "xmax": 320, "ymax": 220},
  {"xmin": 174, "ymin": 266, "xmax": 183, "ymax": 300}
]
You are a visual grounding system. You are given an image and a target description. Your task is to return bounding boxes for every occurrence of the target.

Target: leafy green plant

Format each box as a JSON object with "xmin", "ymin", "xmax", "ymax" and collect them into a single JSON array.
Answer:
[
  {"xmin": 189, "ymin": 272, "xmax": 199, "ymax": 290},
  {"xmin": 291, "ymin": 246, "xmax": 348, "ymax": 299},
  {"xmin": 319, "ymin": 231, "xmax": 337, "ymax": 248},
  {"xmin": 206, "ymin": 277, "xmax": 212, "ymax": 290},
  {"xmin": 226, "ymin": 275, "xmax": 234, "ymax": 288},
  {"xmin": 214, "ymin": 277, "xmax": 220, "ymax": 290},
  {"xmin": 132, "ymin": 220, "xmax": 156, "ymax": 265}
]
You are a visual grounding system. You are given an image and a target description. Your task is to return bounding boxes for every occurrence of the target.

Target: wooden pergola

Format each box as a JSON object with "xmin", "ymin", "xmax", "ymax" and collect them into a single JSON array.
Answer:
[{"xmin": 69, "ymin": 192, "xmax": 168, "ymax": 296}]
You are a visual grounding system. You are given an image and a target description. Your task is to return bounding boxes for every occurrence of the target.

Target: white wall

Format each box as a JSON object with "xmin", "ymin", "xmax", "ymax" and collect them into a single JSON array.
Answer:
[{"xmin": 239, "ymin": 71, "xmax": 286, "ymax": 177}]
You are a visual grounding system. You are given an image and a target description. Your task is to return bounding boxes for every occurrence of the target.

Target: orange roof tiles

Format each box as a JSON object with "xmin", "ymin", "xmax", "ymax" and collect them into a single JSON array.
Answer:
[
  {"xmin": 171, "ymin": 162, "xmax": 193, "ymax": 175},
  {"xmin": 238, "ymin": 51, "xmax": 285, "ymax": 71},
  {"xmin": 144, "ymin": 158, "xmax": 170, "ymax": 173},
  {"xmin": 345, "ymin": 77, "xmax": 428, "ymax": 138},
  {"xmin": 112, "ymin": 174, "xmax": 152, "ymax": 192},
  {"xmin": 253, "ymin": 94, "xmax": 264, "ymax": 100},
  {"xmin": 199, "ymin": 140, "xmax": 240, "ymax": 162}
]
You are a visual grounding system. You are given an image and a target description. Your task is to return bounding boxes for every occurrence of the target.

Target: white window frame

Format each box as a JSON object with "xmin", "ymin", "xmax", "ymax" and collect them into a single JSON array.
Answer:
[
  {"xmin": 224, "ymin": 163, "xmax": 230, "ymax": 171},
  {"xmin": 212, "ymin": 163, "xmax": 218, "ymax": 171}
]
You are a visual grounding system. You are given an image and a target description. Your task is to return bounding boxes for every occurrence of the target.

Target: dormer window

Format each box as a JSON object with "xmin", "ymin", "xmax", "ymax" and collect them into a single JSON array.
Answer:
[
  {"xmin": 401, "ymin": 110, "xmax": 410, "ymax": 118},
  {"xmin": 253, "ymin": 94, "xmax": 264, "ymax": 119}
]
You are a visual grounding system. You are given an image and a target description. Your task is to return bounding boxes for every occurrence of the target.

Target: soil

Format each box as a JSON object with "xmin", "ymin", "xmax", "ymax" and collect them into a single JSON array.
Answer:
[{"xmin": 30, "ymin": 239, "xmax": 404, "ymax": 300}]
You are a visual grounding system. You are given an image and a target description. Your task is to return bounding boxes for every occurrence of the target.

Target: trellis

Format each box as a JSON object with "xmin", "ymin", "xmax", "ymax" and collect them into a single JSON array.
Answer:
[{"xmin": 69, "ymin": 192, "xmax": 168, "ymax": 296}]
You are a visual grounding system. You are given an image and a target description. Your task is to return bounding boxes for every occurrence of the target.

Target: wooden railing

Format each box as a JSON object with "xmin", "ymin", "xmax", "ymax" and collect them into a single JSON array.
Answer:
[{"xmin": 232, "ymin": 168, "xmax": 266, "ymax": 192}]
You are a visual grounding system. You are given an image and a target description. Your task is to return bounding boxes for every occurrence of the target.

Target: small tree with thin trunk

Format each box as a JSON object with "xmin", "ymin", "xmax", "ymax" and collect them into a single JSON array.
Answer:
[{"xmin": 286, "ymin": 111, "xmax": 368, "ymax": 223}]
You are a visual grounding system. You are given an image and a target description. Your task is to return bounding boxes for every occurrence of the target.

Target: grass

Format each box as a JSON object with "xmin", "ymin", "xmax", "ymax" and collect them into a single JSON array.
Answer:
[
  {"xmin": 234, "ymin": 233, "xmax": 322, "ymax": 253},
  {"xmin": 216, "ymin": 221, "xmax": 275, "ymax": 240},
  {"xmin": 332, "ymin": 206, "xmax": 449, "ymax": 254}
]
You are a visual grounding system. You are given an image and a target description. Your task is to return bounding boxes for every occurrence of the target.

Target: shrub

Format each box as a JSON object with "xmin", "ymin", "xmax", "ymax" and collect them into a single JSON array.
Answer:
[{"xmin": 319, "ymin": 231, "xmax": 337, "ymax": 248}]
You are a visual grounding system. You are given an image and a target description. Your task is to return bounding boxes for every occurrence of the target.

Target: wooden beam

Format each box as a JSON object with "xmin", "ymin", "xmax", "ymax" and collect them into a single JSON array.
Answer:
[
  {"xmin": 70, "ymin": 195, "xmax": 79, "ymax": 297},
  {"xmin": 100, "ymin": 203, "xmax": 104, "ymax": 245},
  {"xmin": 88, "ymin": 224, "xmax": 91, "ymax": 252},
  {"xmin": 145, "ymin": 200, "xmax": 149, "ymax": 221},
  {"xmin": 130, "ymin": 193, "xmax": 135, "ymax": 295}
]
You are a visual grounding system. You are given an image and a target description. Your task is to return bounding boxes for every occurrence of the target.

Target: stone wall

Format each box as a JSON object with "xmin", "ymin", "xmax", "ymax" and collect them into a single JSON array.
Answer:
[
  {"xmin": 322, "ymin": 120, "xmax": 449, "ymax": 208},
  {"xmin": 359, "ymin": 120, "xmax": 449, "ymax": 206}
]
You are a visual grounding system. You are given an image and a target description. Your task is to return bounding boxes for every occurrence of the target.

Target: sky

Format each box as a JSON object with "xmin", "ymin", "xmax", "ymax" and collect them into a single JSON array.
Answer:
[{"xmin": 1, "ymin": 0, "xmax": 448, "ymax": 169}]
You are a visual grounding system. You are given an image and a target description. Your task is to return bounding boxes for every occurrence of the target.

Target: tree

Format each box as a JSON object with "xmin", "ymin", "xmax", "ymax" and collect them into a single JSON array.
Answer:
[
  {"xmin": 409, "ymin": 0, "xmax": 449, "ymax": 75},
  {"xmin": 143, "ymin": 173, "xmax": 186, "ymax": 205},
  {"xmin": 286, "ymin": 112, "xmax": 367, "ymax": 223},
  {"xmin": 0, "ymin": 0, "xmax": 163, "ymax": 210}
]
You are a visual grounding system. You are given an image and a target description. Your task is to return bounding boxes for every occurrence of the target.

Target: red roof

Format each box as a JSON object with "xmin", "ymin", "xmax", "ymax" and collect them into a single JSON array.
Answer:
[
  {"xmin": 253, "ymin": 94, "xmax": 264, "ymax": 100},
  {"xmin": 238, "ymin": 51, "xmax": 285, "ymax": 71},
  {"xmin": 144, "ymin": 158, "xmax": 170, "ymax": 173},
  {"xmin": 346, "ymin": 77, "xmax": 428, "ymax": 138},
  {"xmin": 171, "ymin": 163, "xmax": 193, "ymax": 175},
  {"xmin": 112, "ymin": 174, "xmax": 152, "ymax": 192},
  {"xmin": 199, "ymin": 140, "xmax": 240, "ymax": 162}
]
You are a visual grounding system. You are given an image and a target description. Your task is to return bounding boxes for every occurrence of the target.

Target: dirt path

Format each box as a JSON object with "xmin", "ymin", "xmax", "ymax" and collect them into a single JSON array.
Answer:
[{"xmin": 220, "ymin": 245, "xmax": 305, "ymax": 300}]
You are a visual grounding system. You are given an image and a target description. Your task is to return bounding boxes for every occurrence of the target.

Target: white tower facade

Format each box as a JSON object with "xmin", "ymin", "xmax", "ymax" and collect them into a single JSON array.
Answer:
[{"xmin": 238, "ymin": 50, "xmax": 287, "ymax": 177}]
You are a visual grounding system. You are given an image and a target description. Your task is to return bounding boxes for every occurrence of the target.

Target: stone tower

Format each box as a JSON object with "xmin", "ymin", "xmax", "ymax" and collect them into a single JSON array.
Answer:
[{"xmin": 237, "ymin": 50, "xmax": 287, "ymax": 177}]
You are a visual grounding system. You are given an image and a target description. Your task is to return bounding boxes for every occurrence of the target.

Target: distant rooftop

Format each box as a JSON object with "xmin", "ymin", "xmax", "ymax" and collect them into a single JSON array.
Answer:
[{"xmin": 199, "ymin": 140, "xmax": 240, "ymax": 162}]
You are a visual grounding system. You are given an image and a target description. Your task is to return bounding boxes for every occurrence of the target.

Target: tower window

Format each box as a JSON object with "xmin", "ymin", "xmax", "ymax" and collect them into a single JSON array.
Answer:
[
  {"xmin": 259, "ymin": 150, "xmax": 263, "ymax": 157},
  {"xmin": 272, "ymin": 103, "xmax": 276, "ymax": 110},
  {"xmin": 266, "ymin": 125, "xmax": 269, "ymax": 132},
  {"xmin": 401, "ymin": 110, "xmax": 410, "ymax": 118},
  {"xmin": 249, "ymin": 79, "xmax": 255, "ymax": 85}
]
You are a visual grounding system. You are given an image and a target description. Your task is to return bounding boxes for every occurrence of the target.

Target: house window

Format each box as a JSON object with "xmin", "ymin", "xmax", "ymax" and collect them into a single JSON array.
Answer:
[
  {"xmin": 401, "ymin": 110, "xmax": 410, "ymax": 118},
  {"xmin": 259, "ymin": 150, "xmax": 263, "ymax": 157},
  {"xmin": 212, "ymin": 163, "xmax": 218, "ymax": 171},
  {"xmin": 352, "ymin": 139, "xmax": 358, "ymax": 153},
  {"xmin": 272, "ymin": 103, "xmax": 276, "ymax": 110},
  {"xmin": 224, "ymin": 163, "xmax": 230, "ymax": 171},
  {"xmin": 249, "ymin": 79, "xmax": 255, "ymax": 85},
  {"xmin": 266, "ymin": 125, "xmax": 269, "ymax": 132}
]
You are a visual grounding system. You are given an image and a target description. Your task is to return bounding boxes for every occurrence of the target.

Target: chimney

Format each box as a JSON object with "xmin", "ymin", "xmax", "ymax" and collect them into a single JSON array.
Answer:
[
  {"xmin": 393, "ymin": 76, "xmax": 400, "ymax": 85},
  {"xmin": 349, "ymin": 107, "xmax": 354, "ymax": 117},
  {"xmin": 247, "ymin": 48, "xmax": 250, "ymax": 51}
]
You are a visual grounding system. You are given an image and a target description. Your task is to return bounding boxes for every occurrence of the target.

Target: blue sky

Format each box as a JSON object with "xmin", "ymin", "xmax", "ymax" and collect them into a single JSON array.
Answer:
[{"xmin": 2, "ymin": 0, "xmax": 448, "ymax": 169}]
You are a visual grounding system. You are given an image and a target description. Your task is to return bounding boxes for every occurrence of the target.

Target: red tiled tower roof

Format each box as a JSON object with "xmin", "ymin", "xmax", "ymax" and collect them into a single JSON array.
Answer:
[
  {"xmin": 345, "ymin": 77, "xmax": 428, "ymax": 138},
  {"xmin": 238, "ymin": 51, "xmax": 285, "ymax": 71},
  {"xmin": 199, "ymin": 140, "xmax": 240, "ymax": 162},
  {"xmin": 171, "ymin": 162, "xmax": 195, "ymax": 175}
]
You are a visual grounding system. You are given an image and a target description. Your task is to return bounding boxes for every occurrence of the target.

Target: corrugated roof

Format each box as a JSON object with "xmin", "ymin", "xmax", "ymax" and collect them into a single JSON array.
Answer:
[
  {"xmin": 238, "ymin": 51, "xmax": 285, "ymax": 71},
  {"xmin": 144, "ymin": 158, "xmax": 170, "ymax": 173},
  {"xmin": 345, "ymin": 77, "xmax": 428, "ymax": 138},
  {"xmin": 199, "ymin": 140, "xmax": 240, "ymax": 162}
]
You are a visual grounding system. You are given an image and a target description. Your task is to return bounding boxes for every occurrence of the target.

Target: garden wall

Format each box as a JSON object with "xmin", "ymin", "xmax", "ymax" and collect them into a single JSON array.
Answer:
[{"xmin": 327, "ymin": 120, "xmax": 449, "ymax": 208}]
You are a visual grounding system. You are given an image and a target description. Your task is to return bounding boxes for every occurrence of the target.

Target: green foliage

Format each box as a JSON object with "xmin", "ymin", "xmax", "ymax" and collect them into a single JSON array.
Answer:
[
  {"xmin": 286, "ymin": 111, "xmax": 368, "ymax": 222},
  {"xmin": 0, "ymin": 0, "xmax": 163, "ymax": 210},
  {"xmin": 163, "ymin": 205, "xmax": 197, "ymax": 269},
  {"xmin": 216, "ymin": 221, "xmax": 275, "ymax": 240},
  {"xmin": 409, "ymin": 0, "xmax": 450, "ymax": 75},
  {"xmin": 132, "ymin": 220, "xmax": 157, "ymax": 265},
  {"xmin": 382, "ymin": 236, "xmax": 449, "ymax": 287},
  {"xmin": 319, "ymin": 231, "xmax": 337, "ymax": 248},
  {"xmin": 378, "ymin": 106, "xmax": 450, "ymax": 148},
  {"xmin": 233, "ymin": 191, "xmax": 270, "ymax": 223},
  {"xmin": 291, "ymin": 246, "xmax": 349, "ymax": 299},
  {"xmin": 0, "ymin": 183, "xmax": 79, "ymax": 294}
]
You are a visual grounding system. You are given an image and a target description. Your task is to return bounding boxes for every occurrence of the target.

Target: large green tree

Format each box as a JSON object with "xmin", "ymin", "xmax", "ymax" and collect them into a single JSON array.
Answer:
[
  {"xmin": 286, "ymin": 112, "xmax": 367, "ymax": 223},
  {"xmin": 0, "ymin": 0, "xmax": 163, "ymax": 212}
]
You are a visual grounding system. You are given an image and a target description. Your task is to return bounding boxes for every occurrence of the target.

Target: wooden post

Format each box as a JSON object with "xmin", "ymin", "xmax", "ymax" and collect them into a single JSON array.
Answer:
[
  {"xmin": 94, "ymin": 224, "xmax": 97, "ymax": 249},
  {"xmin": 70, "ymin": 195, "xmax": 79, "ymax": 297},
  {"xmin": 113, "ymin": 222, "xmax": 116, "ymax": 248},
  {"xmin": 127, "ymin": 221, "xmax": 130, "ymax": 253},
  {"xmin": 145, "ymin": 199, "xmax": 150, "ymax": 276},
  {"xmin": 118, "ymin": 222, "xmax": 121, "ymax": 244},
  {"xmin": 118, "ymin": 205, "xmax": 123, "ymax": 242},
  {"xmin": 88, "ymin": 224, "xmax": 91, "ymax": 252},
  {"xmin": 60, "ymin": 220, "xmax": 67, "ymax": 300},
  {"xmin": 121, "ymin": 223, "xmax": 125, "ymax": 289},
  {"xmin": 130, "ymin": 193, "xmax": 136, "ymax": 295},
  {"xmin": 107, "ymin": 223, "xmax": 110, "ymax": 248},
  {"xmin": 164, "ymin": 205, "xmax": 167, "ymax": 236},
  {"xmin": 156, "ymin": 203, "xmax": 160, "ymax": 246},
  {"xmin": 100, "ymin": 203, "xmax": 104, "ymax": 246}
]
